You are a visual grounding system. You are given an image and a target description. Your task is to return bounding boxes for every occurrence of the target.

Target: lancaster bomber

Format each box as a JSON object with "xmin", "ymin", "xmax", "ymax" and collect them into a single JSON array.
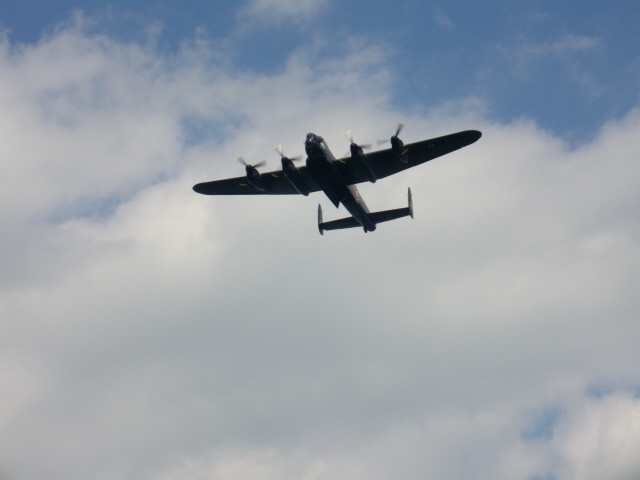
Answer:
[{"xmin": 193, "ymin": 124, "xmax": 482, "ymax": 234}]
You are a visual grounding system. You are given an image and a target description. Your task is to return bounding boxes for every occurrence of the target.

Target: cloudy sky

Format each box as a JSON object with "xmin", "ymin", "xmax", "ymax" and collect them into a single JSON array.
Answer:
[{"xmin": 1, "ymin": 1, "xmax": 639, "ymax": 479}]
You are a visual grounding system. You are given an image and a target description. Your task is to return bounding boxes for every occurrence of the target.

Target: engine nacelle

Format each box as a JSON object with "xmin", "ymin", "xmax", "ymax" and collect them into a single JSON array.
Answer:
[
  {"xmin": 391, "ymin": 135, "xmax": 409, "ymax": 163},
  {"xmin": 281, "ymin": 158, "xmax": 310, "ymax": 195},
  {"xmin": 245, "ymin": 165, "xmax": 265, "ymax": 191},
  {"xmin": 350, "ymin": 143, "xmax": 377, "ymax": 183}
]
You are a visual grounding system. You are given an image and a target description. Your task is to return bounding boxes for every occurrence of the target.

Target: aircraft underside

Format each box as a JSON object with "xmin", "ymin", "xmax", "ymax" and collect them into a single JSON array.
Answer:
[
  {"xmin": 192, "ymin": 127, "xmax": 482, "ymax": 234},
  {"xmin": 304, "ymin": 132, "xmax": 414, "ymax": 234}
]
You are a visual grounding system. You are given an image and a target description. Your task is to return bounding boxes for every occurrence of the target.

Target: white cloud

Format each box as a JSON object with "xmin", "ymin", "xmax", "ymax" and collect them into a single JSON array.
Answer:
[
  {"xmin": 435, "ymin": 10, "xmax": 454, "ymax": 31},
  {"xmin": 545, "ymin": 34, "xmax": 599, "ymax": 55},
  {"xmin": 505, "ymin": 34, "xmax": 599, "ymax": 62},
  {"xmin": 1, "ymin": 15, "xmax": 640, "ymax": 480},
  {"xmin": 499, "ymin": 34, "xmax": 603, "ymax": 96},
  {"xmin": 553, "ymin": 393, "xmax": 640, "ymax": 480},
  {"xmin": 238, "ymin": 0, "xmax": 329, "ymax": 26},
  {"xmin": 159, "ymin": 394, "xmax": 640, "ymax": 480}
]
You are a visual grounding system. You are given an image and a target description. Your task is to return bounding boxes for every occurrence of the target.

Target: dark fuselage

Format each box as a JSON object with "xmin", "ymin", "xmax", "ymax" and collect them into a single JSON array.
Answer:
[{"xmin": 304, "ymin": 133, "xmax": 376, "ymax": 232}]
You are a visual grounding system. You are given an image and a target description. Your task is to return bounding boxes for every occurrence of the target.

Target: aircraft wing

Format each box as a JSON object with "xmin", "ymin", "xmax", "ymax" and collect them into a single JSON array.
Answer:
[
  {"xmin": 334, "ymin": 130, "xmax": 482, "ymax": 185},
  {"xmin": 193, "ymin": 166, "xmax": 322, "ymax": 195}
]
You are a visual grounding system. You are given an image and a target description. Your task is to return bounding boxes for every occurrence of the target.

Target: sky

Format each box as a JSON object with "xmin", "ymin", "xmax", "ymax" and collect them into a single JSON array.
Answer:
[{"xmin": 0, "ymin": 1, "xmax": 639, "ymax": 480}]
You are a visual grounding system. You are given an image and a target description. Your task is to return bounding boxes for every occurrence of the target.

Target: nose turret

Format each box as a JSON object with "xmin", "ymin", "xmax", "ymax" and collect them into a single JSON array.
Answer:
[
  {"xmin": 305, "ymin": 132, "xmax": 319, "ymax": 147},
  {"xmin": 305, "ymin": 132, "xmax": 324, "ymax": 157}
]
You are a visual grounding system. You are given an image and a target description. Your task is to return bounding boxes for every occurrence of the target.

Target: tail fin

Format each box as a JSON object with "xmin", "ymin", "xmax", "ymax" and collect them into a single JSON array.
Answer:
[{"xmin": 318, "ymin": 204, "xmax": 324, "ymax": 235}]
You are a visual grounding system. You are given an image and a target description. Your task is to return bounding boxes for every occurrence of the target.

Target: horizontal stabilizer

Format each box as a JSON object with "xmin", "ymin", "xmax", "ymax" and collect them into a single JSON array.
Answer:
[
  {"xmin": 318, "ymin": 188, "xmax": 413, "ymax": 234},
  {"xmin": 369, "ymin": 206, "xmax": 411, "ymax": 224},
  {"xmin": 319, "ymin": 215, "xmax": 362, "ymax": 233}
]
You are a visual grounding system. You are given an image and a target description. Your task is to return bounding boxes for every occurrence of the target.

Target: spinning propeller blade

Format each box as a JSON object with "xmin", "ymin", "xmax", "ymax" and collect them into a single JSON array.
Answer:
[
  {"xmin": 377, "ymin": 122, "xmax": 405, "ymax": 146},
  {"xmin": 237, "ymin": 156, "xmax": 266, "ymax": 169},
  {"xmin": 274, "ymin": 145, "xmax": 302, "ymax": 162},
  {"xmin": 344, "ymin": 130, "xmax": 371, "ymax": 156},
  {"xmin": 345, "ymin": 130, "xmax": 371, "ymax": 150}
]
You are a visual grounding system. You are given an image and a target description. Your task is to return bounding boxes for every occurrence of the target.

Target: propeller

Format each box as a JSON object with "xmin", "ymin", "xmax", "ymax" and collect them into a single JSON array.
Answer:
[
  {"xmin": 345, "ymin": 130, "xmax": 371, "ymax": 150},
  {"xmin": 237, "ymin": 156, "xmax": 266, "ymax": 190},
  {"xmin": 344, "ymin": 130, "xmax": 371, "ymax": 157},
  {"xmin": 237, "ymin": 156, "xmax": 266, "ymax": 169},
  {"xmin": 377, "ymin": 122, "xmax": 405, "ymax": 146},
  {"xmin": 274, "ymin": 145, "xmax": 302, "ymax": 163},
  {"xmin": 275, "ymin": 145, "xmax": 310, "ymax": 195}
]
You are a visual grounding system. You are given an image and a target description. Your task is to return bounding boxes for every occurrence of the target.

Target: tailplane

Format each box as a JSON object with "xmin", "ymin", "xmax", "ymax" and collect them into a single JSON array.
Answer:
[{"xmin": 318, "ymin": 188, "xmax": 413, "ymax": 234}]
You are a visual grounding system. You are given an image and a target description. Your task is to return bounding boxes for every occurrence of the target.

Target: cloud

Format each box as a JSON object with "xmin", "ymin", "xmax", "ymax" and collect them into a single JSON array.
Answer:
[
  {"xmin": 237, "ymin": 0, "xmax": 329, "ymax": 26},
  {"xmin": 1, "ymin": 14, "xmax": 640, "ymax": 480},
  {"xmin": 498, "ymin": 34, "xmax": 603, "ymax": 96},
  {"xmin": 158, "ymin": 393, "xmax": 640, "ymax": 480},
  {"xmin": 498, "ymin": 34, "xmax": 600, "ymax": 85},
  {"xmin": 435, "ymin": 9, "xmax": 454, "ymax": 32},
  {"xmin": 552, "ymin": 393, "xmax": 640, "ymax": 480},
  {"xmin": 503, "ymin": 34, "xmax": 599, "ymax": 63}
]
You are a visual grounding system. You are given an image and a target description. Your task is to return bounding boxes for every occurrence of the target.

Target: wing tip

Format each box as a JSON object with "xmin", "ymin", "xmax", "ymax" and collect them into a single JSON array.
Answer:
[{"xmin": 468, "ymin": 129, "xmax": 482, "ymax": 144}]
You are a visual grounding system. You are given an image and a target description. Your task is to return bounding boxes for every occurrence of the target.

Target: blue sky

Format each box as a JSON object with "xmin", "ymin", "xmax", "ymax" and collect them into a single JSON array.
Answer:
[
  {"xmin": 2, "ymin": 0, "xmax": 638, "ymax": 142},
  {"xmin": 1, "ymin": 2, "xmax": 639, "ymax": 480}
]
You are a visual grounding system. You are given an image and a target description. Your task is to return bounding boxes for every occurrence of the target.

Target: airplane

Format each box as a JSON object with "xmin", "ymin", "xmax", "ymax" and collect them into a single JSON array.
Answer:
[{"xmin": 193, "ymin": 124, "xmax": 482, "ymax": 234}]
